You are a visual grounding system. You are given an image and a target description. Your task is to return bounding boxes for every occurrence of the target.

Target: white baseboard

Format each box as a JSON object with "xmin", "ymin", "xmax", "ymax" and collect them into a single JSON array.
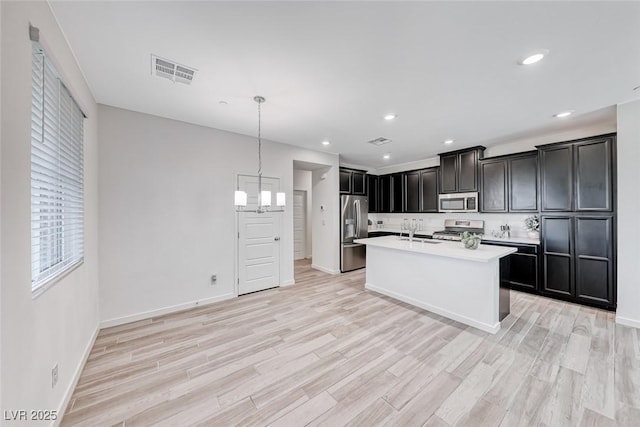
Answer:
[
  {"xmin": 56, "ymin": 325, "xmax": 99, "ymax": 426},
  {"xmin": 281, "ymin": 279, "xmax": 295, "ymax": 286},
  {"xmin": 100, "ymin": 293, "xmax": 236, "ymax": 328},
  {"xmin": 365, "ymin": 283, "xmax": 501, "ymax": 334},
  {"xmin": 616, "ymin": 315, "xmax": 640, "ymax": 329},
  {"xmin": 311, "ymin": 264, "xmax": 341, "ymax": 275}
]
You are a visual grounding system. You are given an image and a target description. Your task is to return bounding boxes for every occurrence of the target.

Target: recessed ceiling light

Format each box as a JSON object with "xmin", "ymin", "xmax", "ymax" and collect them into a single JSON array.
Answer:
[
  {"xmin": 384, "ymin": 114, "xmax": 397, "ymax": 121},
  {"xmin": 383, "ymin": 153, "xmax": 391, "ymax": 160},
  {"xmin": 554, "ymin": 111, "xmax": 573, "ymax": 118},
  {"xmin": 218, "ymin": 100, "xmax": 228, "ymax": 105},
  {"xmin": 634, "ymin": 85, "xmax": 640, "ymax": 92},
  {"xmin": 443, "ymin": 139, "xmax": 454, "ymax": 145},
  {"xmin": 519, "ymin": 49, "xmax": 549, "ymax": 65},
  {"xmin": 321, "ymin": 140, "xmax": 330, "ymax": 146}
]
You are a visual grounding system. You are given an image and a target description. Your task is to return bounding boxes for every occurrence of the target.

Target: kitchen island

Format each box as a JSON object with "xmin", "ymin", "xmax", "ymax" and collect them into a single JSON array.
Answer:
[{"xmin": 354, "ymin": 235, "xmax": 517, "ymax": 333}]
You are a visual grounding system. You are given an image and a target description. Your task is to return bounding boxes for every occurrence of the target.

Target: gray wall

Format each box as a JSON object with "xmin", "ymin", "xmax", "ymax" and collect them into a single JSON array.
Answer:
[
  {"xmin": 1, "ymin": 1, "xmax": 100, "ymax": 417},
  {"xmin": 616, "ymin": 99, "xmax": 640, "ymax": 327},
  {"xmin": 98, "ymin": 105, "xmax": 340, "ymax": 325}
]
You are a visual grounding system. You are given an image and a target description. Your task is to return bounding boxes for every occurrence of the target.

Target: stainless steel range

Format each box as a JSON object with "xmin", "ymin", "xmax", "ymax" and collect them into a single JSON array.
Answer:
[{"xmin": 432, "ymin": 219, "xmax": 484, "ymax": 241}]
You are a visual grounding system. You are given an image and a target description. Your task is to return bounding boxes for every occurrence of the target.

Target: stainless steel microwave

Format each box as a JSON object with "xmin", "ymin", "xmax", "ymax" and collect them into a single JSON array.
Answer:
[{"xmin": 438, "ymin": 192, "xmax": 478, "ymax": 213}]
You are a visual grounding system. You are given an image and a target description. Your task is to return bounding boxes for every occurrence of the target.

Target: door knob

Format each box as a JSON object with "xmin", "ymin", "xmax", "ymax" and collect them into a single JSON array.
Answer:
[{"xmin": 274, "ymin": 236, "xmax": 280, "ymax": 241}]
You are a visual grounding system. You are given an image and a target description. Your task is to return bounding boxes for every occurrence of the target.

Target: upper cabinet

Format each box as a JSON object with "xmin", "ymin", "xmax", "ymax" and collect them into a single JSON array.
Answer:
[
  {"xmin": 439, "ymin": 154, "xmax": 458, "ymax": 193},
  {"xmin": 480, "ymin": 151, "xmax": 538, "ymax": 213},
  {"xmin": 390, "ymin": 173, "xmax": 404, "ymax": 213},
  {"xmin": 509, "ymin": 153, "xmax": 539, "ymax": 212},
  {"xmin": 366, "ymin": 174, "xmax": 379, "ymax": 213},
  {"xmin": 419, "ymin": 168, "xmax": 439, "ymax": 212},
  {"xmin": 403, "ymin": 171, "xmax": 420, "ymax": 213},
  {"xmin": 371, "ymin": 166, "xmax": 439, "ymax": 214},
  {"xmin": 539, "ymin": 145, "xmax": 573, "ymax": 211},
  {"xmin": 339, "ymin": 167, "xmax": 366, "ymax": 196},
  {"xmin": 539, "ymin": 134, "xmax": 615, "ymax": 212},
  {"xmin": 439, "ymin": 146, "xmax": 485, "ymax": 193},
  {"xmin": 379, "ymin": 175, "xmax": 392, "ymax": 213},
  {"xmin": 480, "ymin": 158, "xmax": 508, "ymax": 212},
  {"xmin": 339, "ymin": 168, "xmax": 351, "ymax": 194},
  {"xmin": 575, "ymin": 137, "xmax": 614, "ymax": 211}
]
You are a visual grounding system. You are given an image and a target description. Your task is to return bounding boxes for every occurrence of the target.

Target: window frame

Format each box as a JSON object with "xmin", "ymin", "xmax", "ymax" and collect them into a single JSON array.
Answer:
[{"xmin": 30, "ymin": 42, "xmax": 86, "ymax": 297}]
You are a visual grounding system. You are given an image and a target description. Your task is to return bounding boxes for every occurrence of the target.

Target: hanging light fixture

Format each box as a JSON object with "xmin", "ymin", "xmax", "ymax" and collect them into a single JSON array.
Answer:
[{"xmin": 234, "ymin": 96, "xmax": 286, "ymax": 213}]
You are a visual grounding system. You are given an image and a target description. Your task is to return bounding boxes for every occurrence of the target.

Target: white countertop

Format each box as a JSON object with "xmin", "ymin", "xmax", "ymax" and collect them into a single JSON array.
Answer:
[
  {"xmin": 355, "ymin": 235, "xmax": 517, "ymax": 263},
  {"xmin": 367, "ymin": 227, "xmax": 539, "ymax": 245},
  {"xmin": 482, "ymin": 235, "xmax": 540, "ymax": 245}
]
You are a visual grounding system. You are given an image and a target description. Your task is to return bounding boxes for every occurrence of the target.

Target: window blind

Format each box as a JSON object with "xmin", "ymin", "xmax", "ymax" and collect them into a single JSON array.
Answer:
[{"xmin": 31, "ymin": 43, "xmax": 85, "ymax": 292}]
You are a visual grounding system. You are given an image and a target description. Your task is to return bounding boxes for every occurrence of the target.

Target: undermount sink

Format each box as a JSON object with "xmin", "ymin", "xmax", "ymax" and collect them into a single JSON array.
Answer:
[{"xmin": 398, "ymin": 237, "xmax": 442, "ymax": 244}]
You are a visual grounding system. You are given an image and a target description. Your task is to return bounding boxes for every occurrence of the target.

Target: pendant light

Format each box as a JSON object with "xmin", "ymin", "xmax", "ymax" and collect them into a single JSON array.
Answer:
[{"xmin": 234, "ymin": 96, "xmax": 285, "ymax": 213}]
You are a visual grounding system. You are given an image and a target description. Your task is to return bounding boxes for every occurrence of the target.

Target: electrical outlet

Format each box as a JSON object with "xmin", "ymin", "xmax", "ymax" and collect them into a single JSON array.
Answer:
[
  {"xmin": 211, "ymin": 274, "xmax": 217, "ymax": 285},
  {"xmin": 51, "ymin": 364, "xmax": 58, "ymax": 388}
]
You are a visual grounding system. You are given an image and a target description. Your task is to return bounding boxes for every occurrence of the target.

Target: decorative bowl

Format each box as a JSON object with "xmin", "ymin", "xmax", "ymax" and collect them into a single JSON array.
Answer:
[{"xmin": 461, "ymin": 231, "xmax": 482, "ymax": 250}]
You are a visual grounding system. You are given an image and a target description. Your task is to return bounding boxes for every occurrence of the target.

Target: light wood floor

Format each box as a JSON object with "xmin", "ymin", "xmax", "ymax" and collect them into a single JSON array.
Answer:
[{"xmin": 62, "ymin": 259, "xmax": 640, "ymax": 426}]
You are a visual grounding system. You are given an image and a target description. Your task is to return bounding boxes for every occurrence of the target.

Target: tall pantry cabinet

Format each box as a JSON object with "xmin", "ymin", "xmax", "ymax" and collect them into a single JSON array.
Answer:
[{"xmin": 538, "ymin": 134, "xmax": 616, "ymax": 310}]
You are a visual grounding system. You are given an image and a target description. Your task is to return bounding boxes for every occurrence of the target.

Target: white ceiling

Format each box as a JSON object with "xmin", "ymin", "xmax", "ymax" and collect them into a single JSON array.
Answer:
[{"xmin": 49, "ymin": 1, "xmax": 640, "ymax": 168}]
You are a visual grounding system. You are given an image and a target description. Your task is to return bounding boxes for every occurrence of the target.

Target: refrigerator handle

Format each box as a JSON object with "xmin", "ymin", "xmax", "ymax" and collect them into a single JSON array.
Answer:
[{"xmin": 354, "ymin": 199, "xmax": 360, "ymax": 238}]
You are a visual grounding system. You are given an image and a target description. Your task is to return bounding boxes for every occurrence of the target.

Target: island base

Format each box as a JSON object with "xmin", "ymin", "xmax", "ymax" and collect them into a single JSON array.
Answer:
[{"xmin": 364, "ymin": 245, "xmax": 507, "ymax": 334}]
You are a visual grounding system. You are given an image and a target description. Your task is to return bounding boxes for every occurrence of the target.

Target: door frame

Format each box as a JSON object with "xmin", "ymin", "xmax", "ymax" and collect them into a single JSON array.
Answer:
[
  {"xmin": 234, "ymin": 173, "xmax": 282, "ymax": 296},
  {"xmin": 293, "ymin": 189, "xmax": 307, "ymax": 260}
]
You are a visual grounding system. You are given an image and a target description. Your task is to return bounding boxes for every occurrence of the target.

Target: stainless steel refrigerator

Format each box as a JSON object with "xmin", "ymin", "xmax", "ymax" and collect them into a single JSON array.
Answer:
[{"xmin": 340, "ymin": 195, "xmax": 368, "ymax": 272}]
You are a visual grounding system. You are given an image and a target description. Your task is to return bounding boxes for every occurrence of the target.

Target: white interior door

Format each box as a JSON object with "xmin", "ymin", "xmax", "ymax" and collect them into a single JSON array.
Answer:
[
  {"xmin": 293, "ymin": 190, "xmax": 307, "ymax": 260},
  {"xmin": 237, "ymin": 175, "xmax": 281, "ymax": 295}
]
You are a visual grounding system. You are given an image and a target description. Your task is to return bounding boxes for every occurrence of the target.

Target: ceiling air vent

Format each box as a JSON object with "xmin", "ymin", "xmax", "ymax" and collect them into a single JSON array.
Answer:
[
  {"xmin": 367, "ymin": 137, "xmax": 392, "ymax": 146},
  {"xmin": 151, "ymin": 55, "xmax": 197, "ymax": 85}
]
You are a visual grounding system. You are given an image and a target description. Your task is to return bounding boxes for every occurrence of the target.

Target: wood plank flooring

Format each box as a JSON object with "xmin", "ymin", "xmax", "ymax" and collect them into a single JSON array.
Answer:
[{"xmin": 62, "ymin": 259, "xmax": 640, "ymax": 426}]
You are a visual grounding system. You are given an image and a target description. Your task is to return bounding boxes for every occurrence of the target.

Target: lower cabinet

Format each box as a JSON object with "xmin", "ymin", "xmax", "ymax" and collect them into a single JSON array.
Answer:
[
  {"xmin": 482, "ymin": 241, "xmax": 539, "ymax": 293},
  {"xmin": 541, "ymin": 214, "xmax": 615, "ymax": 309}
]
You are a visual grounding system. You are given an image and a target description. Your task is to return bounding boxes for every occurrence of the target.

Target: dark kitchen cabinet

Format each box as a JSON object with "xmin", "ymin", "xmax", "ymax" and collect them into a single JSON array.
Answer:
[
  {"xmin": 376, "ymin": 167, "xmax": 438, "ymax": 214},
  {"xmin": 379, "ymin": 175, "xmax": 392, "ymax": 213},
  {"xmin": 366, "ymin": 174, "xmax": 379, "ymax": 213},
  {"xmin": 539, "ymin": 134, "xmax": 614, "ymax": 212},
  {"xmin": 404, "ymin": 171, "xmax": 420, "ymax": 213},
  {"xmin": 439, "ymin": 146, "xmax": 485, "ymax": 193},
  {"xmin": 352, "ymin": 171, "xmax": 366, "ymax": 195},
  {"xmin": 541, "ymin": 214, "xmax": 615, "ymax": 309},
  {"xmin": 480, "ymin": 151, "xmax": 538, "ymax": 213},
  {"xmin": 420, "ymin": 167, "xmax": 439, "ymax": 212},
  {"xmin": 390, "ymin": 173, "xmax": 403, "ymax": 213},
  {"xmin": 541, "ymin": 216, "xmax": 573, "ymax": 297},
  {"xmin": 339, "ymin": 168, "xmax": 366, "ymax": 196},
  {"xmin": 440, "ymin": 154, "xmax": 458, "ymax": 193},
  {"xmin": 575, "ymin": 215, "xmax": 614, "ymax": 306},
  {"xmin": 339, "ymin": 169, "xmax": 351, "ymax": 194},
  {"xmin": 575, "ymin": 137, "xmax": 613, "ymax": 211},
  {"xmin": 540, "ymin": 146, "xmax": 573, "ymax": 212},
  {"xmin": 459, "ymin": 149, "xmax": 480, "ymax": 192},
  {"xmin": 509, "ymin": 153, "xmax": 539, "ymax": 212},
  {"xmin": 480, "ymin": 158, "xmax": 508, "ymax": 212},
  {"xmin": 483, "ymin": 241, "xmax": 539, "ymax": 293}
]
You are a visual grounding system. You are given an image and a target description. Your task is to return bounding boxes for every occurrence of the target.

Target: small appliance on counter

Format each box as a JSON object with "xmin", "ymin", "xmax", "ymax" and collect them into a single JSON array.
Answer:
[
  {"xmin": 340, "ymin": 195, "xmax": 368, "ymax": 272},
  {"xmin": 432, "ymin": 219, "xmax": 484, "ymax": 241}
]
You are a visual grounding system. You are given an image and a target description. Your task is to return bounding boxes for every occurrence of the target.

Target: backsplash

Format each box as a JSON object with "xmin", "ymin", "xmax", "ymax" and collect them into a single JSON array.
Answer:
[{"xmin": 368, "ymin": 212, "xmax": 536, "ymax": 238}]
